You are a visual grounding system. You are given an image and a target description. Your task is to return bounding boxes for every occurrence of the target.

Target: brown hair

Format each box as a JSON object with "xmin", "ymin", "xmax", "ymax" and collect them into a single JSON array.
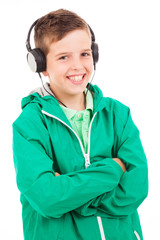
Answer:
[{"xmin": 34, "ymin": 9, "xmax": 90, "ymax": 56}]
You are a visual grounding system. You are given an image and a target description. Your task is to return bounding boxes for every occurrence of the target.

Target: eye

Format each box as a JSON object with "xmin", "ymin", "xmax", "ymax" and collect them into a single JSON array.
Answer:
[
  {"xmin": 59, "ymin": 55, "xmax": 68, "ymax": 60},
  {"xmin": 81, "ymin": 52, "xmax": 92, "ymax": 57}
]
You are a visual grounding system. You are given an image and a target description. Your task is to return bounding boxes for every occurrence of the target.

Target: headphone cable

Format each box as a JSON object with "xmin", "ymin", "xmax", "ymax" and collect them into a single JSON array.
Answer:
[
  {"xmin": 86, "ymin": 70, "xmax": 96, "ymax": 96},
  {"xmin": 38, "ymin": 73, "xmax": 67, "ymax": 107}
]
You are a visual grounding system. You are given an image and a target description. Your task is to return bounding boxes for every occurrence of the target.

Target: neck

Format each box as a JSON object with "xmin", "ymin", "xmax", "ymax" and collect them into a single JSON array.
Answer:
[{"xmin": 52, "ymin": 90, "xmax": 86, "ymax": 111}]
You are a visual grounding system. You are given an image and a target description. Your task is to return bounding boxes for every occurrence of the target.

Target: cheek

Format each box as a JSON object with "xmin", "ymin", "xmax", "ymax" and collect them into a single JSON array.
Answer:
[
  {"xmin": 86, "ymin": 60, "xmax": 94, "ymax": 73},
  {"xmin": 47, "ymin": 63, "xmax": 67, "ymax": 78},
  {"xmin": 86, "ymin": 57, "xmax": 94, "ymax": 69}
]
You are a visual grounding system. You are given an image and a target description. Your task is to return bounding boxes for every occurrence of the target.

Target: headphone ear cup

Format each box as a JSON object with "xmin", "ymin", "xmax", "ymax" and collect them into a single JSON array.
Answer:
[
  {"xmin": 91, "ymin": 42, "xmax": 99, "ymax": 66},
  {"xmin": 27, "ymin": 48, "xmax": 46, "ymax": 72}
]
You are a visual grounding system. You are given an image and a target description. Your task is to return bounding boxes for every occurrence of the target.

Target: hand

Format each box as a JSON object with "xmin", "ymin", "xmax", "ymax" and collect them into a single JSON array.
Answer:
[
  {"xmin": 112, "ymin": 158, "xmax": 126, "ymax": 173},
  {"xmin": 55, "ymin": 172, "xmax": 61, "ymax": 177}
]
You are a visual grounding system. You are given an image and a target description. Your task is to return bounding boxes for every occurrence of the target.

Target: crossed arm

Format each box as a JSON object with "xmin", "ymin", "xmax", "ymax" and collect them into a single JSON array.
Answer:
[
  {"xmin": 54, "ymin": 112, "xmax": 148, "ymax": 218},
  {"xmin": 13, "ymin": 107, "xmax": 148, "ymax": 219},
  {"xmin": 55, "ymin": 157, "xmax": 126, "ymax": 176}
]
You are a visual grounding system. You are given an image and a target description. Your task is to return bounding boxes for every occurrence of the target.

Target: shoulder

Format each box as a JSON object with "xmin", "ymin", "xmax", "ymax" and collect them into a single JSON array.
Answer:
[
  {"xmin": 12, "ymin": 100, "xmax": 45, "ymax": 134},
  {"xmin": 103, "ymin": 97, "xmax": 130, "ymax": 122},
  {"xmin": 103, "ymin": 97, "xmax": 139, "ymax": 136},
  {"xmin": 92, "ymin": 84, "xmax": 130, "ymax": 118}
]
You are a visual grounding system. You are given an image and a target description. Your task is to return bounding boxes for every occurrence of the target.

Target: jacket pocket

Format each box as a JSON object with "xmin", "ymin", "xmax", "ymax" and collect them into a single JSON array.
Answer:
[
  {"xmin": 100, "ymin": 216, "xmax": 142, "ymax": 240},
  {"xmin": 122, "ymin": 218, "xmax": 142, "ymax": 240}
]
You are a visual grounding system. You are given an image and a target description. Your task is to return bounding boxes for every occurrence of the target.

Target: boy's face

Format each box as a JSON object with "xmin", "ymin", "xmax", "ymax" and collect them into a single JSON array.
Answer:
[{"xmin": 43, "ymin": 29, "xmax": 93, "ymax": 100}]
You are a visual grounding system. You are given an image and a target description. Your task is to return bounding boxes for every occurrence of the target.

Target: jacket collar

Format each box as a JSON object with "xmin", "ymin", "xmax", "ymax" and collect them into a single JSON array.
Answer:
[{"xmin": 21, "ymin": 83, "xmax": 108, "ymax": 124}]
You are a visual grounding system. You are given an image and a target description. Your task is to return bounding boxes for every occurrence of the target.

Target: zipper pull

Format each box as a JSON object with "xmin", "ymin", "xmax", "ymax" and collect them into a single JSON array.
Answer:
[{"xmin": 85, "ymin": 154, "xmax": 90, "ymax": 168}]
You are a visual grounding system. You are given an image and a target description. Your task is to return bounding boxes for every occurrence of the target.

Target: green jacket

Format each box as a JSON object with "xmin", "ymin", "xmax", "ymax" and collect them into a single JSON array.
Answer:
[{"xmin": 12, "ymin": 84, "xmax": 148, "ymax": 240}]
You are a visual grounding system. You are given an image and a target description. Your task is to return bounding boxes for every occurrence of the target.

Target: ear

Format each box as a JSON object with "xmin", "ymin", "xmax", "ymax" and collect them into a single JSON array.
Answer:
[{"xmin": 42, "ymin": 71, "xmax": 49, "ymax": 77}]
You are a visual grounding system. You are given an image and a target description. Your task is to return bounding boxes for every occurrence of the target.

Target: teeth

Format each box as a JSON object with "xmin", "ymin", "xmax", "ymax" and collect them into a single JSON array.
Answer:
[{"xmin": 68, "ymin": 75, "xmax": 84, "ymax": 81}]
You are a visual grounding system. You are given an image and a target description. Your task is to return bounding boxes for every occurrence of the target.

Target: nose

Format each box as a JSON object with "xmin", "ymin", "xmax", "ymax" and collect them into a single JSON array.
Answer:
[{"xmin": 70, "ymin": 55, "xmax": 83, "ymax": 71}]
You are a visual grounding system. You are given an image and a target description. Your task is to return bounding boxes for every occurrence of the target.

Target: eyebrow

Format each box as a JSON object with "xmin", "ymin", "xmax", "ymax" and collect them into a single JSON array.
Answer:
[
  {"xmin": 55, "ymin": 52, "xmax": 71, "ymax": 58},
  {"xmin": 55, "ymin": 49, "xmax": 92, "ymax": 58}
]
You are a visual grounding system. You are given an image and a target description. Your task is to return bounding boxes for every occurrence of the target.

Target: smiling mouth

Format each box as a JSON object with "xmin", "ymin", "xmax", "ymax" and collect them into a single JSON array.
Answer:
[{"xmin": 67, "ymin": 74, "xmax": 86, "ymax": 82}]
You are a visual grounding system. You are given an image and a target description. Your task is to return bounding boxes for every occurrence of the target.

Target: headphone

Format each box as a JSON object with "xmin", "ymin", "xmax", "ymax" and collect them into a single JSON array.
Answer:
[{"xmin": 26, "ymin": 19, "xmax": 99, "ymax": 72}]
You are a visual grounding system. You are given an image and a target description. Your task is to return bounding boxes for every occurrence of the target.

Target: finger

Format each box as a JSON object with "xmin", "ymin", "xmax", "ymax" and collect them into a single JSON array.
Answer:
[{"xmin": 55, "ymin": 172, "xmax": 60, "ymax": 176}]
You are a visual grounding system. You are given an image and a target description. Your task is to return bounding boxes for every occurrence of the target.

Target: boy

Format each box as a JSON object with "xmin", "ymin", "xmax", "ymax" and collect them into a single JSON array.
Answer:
[{"xmin": 12, "ymin": 9, "xmax": 148, "ymax": 240}]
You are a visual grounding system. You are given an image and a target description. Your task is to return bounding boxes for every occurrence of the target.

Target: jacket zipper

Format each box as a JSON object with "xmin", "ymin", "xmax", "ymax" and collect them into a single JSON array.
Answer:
[
  {"xmin": 42, "ymin": 110, "xmax": 106, "ymax": 240},
  {"xmin": 85, "ymin": 112, "xmax": 97, "ymax": 168}
]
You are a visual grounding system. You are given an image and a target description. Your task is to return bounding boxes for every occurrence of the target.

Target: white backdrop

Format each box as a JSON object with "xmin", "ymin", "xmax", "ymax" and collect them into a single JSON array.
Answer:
[{"xmin": 1, "ymin": 0, "xmax": 159, "ymax": 239}]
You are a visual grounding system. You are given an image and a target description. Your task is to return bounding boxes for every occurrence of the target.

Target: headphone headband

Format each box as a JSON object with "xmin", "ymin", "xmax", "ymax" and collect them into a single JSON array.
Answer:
[
  {"xmin": 26, "ymin": 19, "xmax": 39, "ymax": 52},
  {"xmin": 26, "ymin": 19, "xmax": 99, "ymax": 72}
]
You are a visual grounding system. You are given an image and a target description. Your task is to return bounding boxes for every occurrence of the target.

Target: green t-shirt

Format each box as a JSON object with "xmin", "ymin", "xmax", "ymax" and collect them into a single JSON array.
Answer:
[{"xmin": 60, "ymin": 89, "xmax": 93, "ymax": 153}]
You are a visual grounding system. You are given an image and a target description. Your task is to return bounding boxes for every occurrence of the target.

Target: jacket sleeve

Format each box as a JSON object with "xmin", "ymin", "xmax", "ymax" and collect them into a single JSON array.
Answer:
[
  {"xmin": 12, "ymin": 109, "xmax": 123, "ymax": 219},
  {"xmin": 74, "ymin": 108, "xmax": 148, "ymax": 218}
]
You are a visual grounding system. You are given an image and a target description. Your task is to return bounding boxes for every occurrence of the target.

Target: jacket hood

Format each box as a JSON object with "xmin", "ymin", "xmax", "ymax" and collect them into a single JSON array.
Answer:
[
  {"xmin": 21, "ymin": 82, "xmax": 106, "ymax": 114},
  {"xmin": 21, "ymin": 82, "xmax": 55, "ymax": 109}
]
